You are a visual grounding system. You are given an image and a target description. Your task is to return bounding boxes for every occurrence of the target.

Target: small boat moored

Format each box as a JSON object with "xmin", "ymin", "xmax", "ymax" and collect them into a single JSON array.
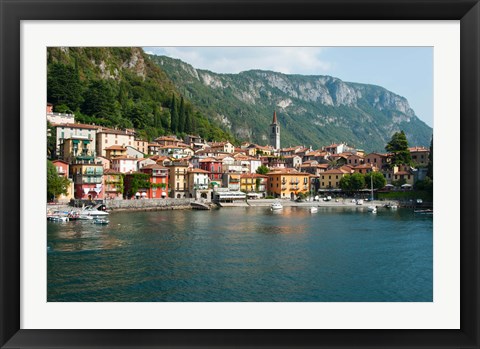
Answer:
[
  {"xmin": 271, "ymin": 201, "xmax": 283, "ymax": 210},
  {"xmin": 367, "ymin": 206, "xmax": 377, "ymax": 214},
  {"xmin": 93, "ymin": 218, "xmax": 109, "ymax": 225},
  {"xmin": 414, "ymin": 209, "xmax": 433, "ymax": 215},
  {"xmin": 310, "ymin": 206, "xmax": 318, "ymax": 213}
]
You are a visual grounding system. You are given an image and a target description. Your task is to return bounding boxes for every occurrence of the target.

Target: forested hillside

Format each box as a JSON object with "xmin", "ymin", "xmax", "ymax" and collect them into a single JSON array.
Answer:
[{"xmin": 47, "ymin": 47, "xmax": 233, "ymax": 142}]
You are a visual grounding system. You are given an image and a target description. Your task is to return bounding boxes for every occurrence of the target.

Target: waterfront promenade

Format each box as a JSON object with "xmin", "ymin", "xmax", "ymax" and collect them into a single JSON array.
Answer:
[{"xmin": 220, "ymin": 198, "xmax": 393, "ymax": 208}]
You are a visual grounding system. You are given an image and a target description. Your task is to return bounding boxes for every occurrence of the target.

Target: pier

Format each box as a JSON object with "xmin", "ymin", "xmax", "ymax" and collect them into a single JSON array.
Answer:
[{"xmin": 191, "ymin": 202, "xmax": 211, "ymax": 210}]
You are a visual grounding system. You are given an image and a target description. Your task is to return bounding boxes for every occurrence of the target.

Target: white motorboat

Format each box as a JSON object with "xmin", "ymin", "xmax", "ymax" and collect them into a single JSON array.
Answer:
[
  {"xmin": 47, "ymin": 215, "xmax": 69, "ymax": 222},
  {"xmin": 367, "ymin": 206, "xmax": 377, "ymax": 213},
  {"xmin": 310, "ymin": 206, "xmax": 318, "ymax": 213},
  {"xmin": 93, "ymin": 218, "xmax": 109, "ymax": 225},
  {"xmin": 270, "ymin": 201, "xmax": 283, "ymax": 210},
  {"xmin": 81, "ymin": 204, "xmax": 109, "ymax": 217}
]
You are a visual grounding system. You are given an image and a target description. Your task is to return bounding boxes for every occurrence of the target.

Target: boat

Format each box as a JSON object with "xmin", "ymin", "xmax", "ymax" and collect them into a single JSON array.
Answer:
[
  {"xmin": 310, "ymin": 206, "xmax": 318, "ymax": 213},
  {"xmin": 385, "ymin": 203, "xmax": 398, "ymax": 210},
  {"xmin": 367, "ymin": 206, "xmax": 377, "ymax": 214},
  {"xmin": 270, "ymin": 201, "xmax": 283, "ymax": 210},
  {"xmin": 356, "ymin": 199, "xmax": 364, "ymax": 205},
  {"xmin": 47, "ymin": 215, "xmax": 69, "ymax": 222},
  {"xmin": 67, "ymin": 211, "xmax": 81, "ymax": 221},
  {"xmin": 93, "ymin": 218, "xmax": 109, "ymax": 225},
  {"xmin": 81, "ymin": 204, "xmax": 109, "ymax": 217},
  {"xmin": 78, "ymin": 214, "xmax": 94, "ymax": 220},
  {"xmin": 414, "ymin": 209, "xmax": 433, "ymax": 215}
]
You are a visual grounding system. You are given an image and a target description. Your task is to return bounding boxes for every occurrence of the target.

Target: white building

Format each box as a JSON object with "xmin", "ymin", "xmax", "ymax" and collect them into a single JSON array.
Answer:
[{"xmin": 110, "ymin": 157, "xmax": 139, "ymax": 173}]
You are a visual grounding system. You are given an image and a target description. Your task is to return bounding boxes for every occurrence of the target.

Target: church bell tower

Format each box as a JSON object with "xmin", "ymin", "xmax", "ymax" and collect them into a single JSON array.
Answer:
[{"xmin": 270, "ymin": 111, "xmax": 280, "ymax": 150}]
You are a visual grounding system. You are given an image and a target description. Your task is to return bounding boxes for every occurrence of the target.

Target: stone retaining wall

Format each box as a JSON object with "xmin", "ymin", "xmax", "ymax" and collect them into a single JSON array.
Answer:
[{"xmin": 106, "ymin": 198, "xmax": 193, "ymax": 212}]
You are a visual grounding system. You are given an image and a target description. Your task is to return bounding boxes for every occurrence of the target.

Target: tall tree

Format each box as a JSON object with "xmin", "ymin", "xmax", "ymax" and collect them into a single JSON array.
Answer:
[
  {"xmin": 170, "ymin": 94, "xmax": 178, "ymax": 133},
  {"xmin": 47, "ymin": 63, "xmax": 83, "ymax": 111},
  {"xmin": 385, "ymin": 130, "xmax": 413, "ymax": 166},
  {"xmin": 427, "ymin": 137, "xmax": 433, "ymax": 179},
  {"xmin": 47, "ymin": 122, "xmax": 57, "ymax": 160},
  {"xmin": 178, "ymin": 97, "xmax": 186, "ymax": 133}
]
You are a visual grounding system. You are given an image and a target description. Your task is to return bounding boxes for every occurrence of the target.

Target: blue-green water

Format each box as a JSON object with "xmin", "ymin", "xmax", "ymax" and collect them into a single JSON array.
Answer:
[{"xmin": 47, "ymin": 207, "xmax": 432, "ymax": 302}]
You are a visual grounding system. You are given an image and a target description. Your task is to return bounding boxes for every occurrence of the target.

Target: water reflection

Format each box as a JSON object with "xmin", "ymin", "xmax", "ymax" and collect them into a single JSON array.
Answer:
[{"xmin": 48, "ymin": 207, "xmax": 433, "ymax": 302}]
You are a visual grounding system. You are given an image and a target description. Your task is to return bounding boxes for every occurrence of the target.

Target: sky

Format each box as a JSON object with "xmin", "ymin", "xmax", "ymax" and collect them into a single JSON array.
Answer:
[{"xmin": 144, "ymin": 47, "xmax": 433, "ymax": 127}]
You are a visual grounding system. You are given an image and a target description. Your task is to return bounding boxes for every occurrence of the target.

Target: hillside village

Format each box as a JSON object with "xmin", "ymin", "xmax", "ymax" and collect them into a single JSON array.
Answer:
[{"xmin": 47, "ymin": 104, "xmax": 431, "ymax": 204}]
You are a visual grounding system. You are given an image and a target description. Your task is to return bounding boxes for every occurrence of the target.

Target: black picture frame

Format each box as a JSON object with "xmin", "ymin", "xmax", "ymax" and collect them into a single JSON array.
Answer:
[{"xmin": 1, "ymin": 0, "xmax": 479, "ymax": 348}]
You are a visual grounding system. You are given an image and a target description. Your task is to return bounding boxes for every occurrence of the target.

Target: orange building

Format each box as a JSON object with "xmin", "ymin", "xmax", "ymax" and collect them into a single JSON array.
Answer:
[{"xmin": 266, "ymin": 168, "xmax": 311, "ymax": 199}]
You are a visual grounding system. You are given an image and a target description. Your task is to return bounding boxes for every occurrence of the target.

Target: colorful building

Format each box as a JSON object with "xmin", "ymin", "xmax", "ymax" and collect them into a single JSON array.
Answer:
[
  {"xmin": 166, "ymin": 161, "xmax": 189, "ymax": 198},
  {"xmin": 199, "ymin": 158, "xmax": 223, "ymax": 182},
  {"xmin": 266, "ymin": 168, "xmax": 311, "ymax": 199},
  {"xmin": 59, "ymin": 136, "xmax": 96, "ymax": 163},
  {"xmin": 103, "ymin": 169, "xmax": 124, "ymax": 200},
  {"xmin": 70, "ymin": 161, "xmax": 104, "ymax": 200},
  {"xmin": 139, "ymin": 164, "xmax": 169, "ymax": 199},
  {"xmin": 409, "ymin": 146, "xmax": 430, "ymax": 167},
  {"xmin": 319, "ymin": 168, "xmax": 351, "ymax": 189},
  {"xmin": 240, "ymin": 173, "xmax": 268, "ymax": 197}
]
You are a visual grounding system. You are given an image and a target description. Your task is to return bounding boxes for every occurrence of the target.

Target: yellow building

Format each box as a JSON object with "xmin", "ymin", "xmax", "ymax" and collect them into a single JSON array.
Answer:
[
  {"xmin": 266, "ymin": 168, "xmax": 311, "ymax": 199},
  {"xmin": 319, "ymin": 168, "xmax": 350, "ymax": 189},
  {"xmin": 240, "ymin": 174, "xmax": 268, "ymax": 197},
  {"xmin": 166, "ymin": 160, "xmax": 189, "ymax": 198},
  {"xmin": 60, "ymin": 137, "xmax": 95, "ymax": 163},
  {"xmin": 105, "ymin": 145, "xmax": 127, "ymax": 159}
]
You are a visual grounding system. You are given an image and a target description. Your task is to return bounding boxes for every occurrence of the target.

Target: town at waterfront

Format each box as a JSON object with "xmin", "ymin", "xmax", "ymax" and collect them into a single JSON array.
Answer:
[{"xmin": 47, "ymin": 106, "xmax": 432, "ymax": 215}]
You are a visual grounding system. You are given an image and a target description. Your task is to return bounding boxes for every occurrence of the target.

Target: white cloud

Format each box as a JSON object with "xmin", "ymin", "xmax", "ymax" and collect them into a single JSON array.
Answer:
[{"xmin": 144, "ymin": 47, "xmax": 332, "ymax": 75}]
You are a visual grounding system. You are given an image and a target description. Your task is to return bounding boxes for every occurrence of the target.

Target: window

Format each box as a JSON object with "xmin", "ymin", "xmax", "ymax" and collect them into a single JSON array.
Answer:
[{"xmin": 105, "ymin": 139, "xmax": 107, "ymax": 143}]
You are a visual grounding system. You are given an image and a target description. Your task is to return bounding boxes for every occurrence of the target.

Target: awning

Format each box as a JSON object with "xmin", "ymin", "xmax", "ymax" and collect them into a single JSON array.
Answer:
[
  {"xmin": 401, "ymin": 183, "xmax": 412, "ymax": 188},
  {"xmin": 141, "ymin": 192, "xmax": 147, "ymax": 196},
  {"xmin": 135, "ymin": 192, "xmax": 140, "ymax": 196}
]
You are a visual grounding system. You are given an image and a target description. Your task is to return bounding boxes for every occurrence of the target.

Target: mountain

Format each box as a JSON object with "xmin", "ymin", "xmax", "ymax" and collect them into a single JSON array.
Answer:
[
  {"xmin": 47, "ymin": 47, "xmax": 233, "ymax": 142},
  {"xmin": 150, "ymin": 54, "xmax": 432, "ymax": 152}
]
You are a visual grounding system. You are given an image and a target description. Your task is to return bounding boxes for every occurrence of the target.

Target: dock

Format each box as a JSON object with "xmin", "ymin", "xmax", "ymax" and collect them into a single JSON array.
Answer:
[{"xmin": 191, "ymin": 202, "xmax": 211, "ymax": 210}]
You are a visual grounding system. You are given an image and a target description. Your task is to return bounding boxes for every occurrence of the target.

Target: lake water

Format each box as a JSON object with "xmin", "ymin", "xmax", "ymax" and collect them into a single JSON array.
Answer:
[{"xmin": 47, "ymin": 206, "xmax": 433, "ymax": 302}]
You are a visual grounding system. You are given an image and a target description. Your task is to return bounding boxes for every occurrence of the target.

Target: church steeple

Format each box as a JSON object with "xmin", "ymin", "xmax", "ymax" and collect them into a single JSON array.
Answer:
[
  {"xmin": 272, "ymin": 111, "xmax": 278, "ymax": 124},
  {"xmin": 270, "ymin": 110, "xmax": 280, "ymax": 150}
]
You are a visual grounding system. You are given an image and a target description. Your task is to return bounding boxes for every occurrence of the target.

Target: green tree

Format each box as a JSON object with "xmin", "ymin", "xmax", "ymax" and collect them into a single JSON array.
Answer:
[
  {"xmin": 178, "ymin": 97, "xmax": 186, "ymax": 133},
  {"xmin": 47, "ymin": 62, "xmax": 83, "ymax": 111},
  {"xmin": 339, "ymin": 175, "xmax": 352, "ymax": 192},
  {"xmin": 427, "ymin": 137, "xmax": 433, "ymax": 179},
  {"xmin": 127, "ymin": 101, "xmax": 154, "ymax": 129},
  {"xmin": 47, "ymin": 160, "xmax": 70, "ymax": 202},
  {"xmin": 256, "ymin": 165, "xmax": 270, "ymax": 175},
  {"xmin": 385, "ymin": 130, "xmax": 413, "ymax": 166},
  {"xmin": 81, "ymin": 80, "xmax": 121, "ymax": 124},
  {"xmin": 350, "ymin": 173, "xmax": 366, "ymax": 191},
  {"xmin": 339, "ymin": 173, "xmax": 365, "ymax": 192},
  {"xmin": 47, "ymin": 122, "xmax": 57, "ymax": 159},
  {"xmin": 170, "ymin": 94, "xmax": 179, "ymax": 133},
  {"xmin": 364, "ymin": 171, "xmax": 387, "ymax": 190}
]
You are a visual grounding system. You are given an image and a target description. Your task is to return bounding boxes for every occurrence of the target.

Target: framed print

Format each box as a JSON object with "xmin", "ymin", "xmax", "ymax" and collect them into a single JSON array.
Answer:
[{"xmin": 1, "ymin": 0, "xmax": 479, "ymax": 348}]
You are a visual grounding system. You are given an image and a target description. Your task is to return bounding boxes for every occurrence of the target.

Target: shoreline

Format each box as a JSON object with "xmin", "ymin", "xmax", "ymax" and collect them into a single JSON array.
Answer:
[{"xmin": 47, "ymin": 198, "xmax": 400, "ymax": 214}]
